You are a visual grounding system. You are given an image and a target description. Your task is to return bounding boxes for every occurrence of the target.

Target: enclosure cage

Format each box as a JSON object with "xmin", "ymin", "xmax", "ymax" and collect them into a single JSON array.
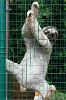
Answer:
[{"xmin": 0, "ymin": 0, "xmax": 66, "ymax": 100}]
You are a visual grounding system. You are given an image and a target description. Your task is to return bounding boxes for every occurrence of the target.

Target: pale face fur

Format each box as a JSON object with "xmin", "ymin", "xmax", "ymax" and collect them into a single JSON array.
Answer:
[{"xmin": 43, "ymin": 26, "xmax": 58, "ymax": 44}]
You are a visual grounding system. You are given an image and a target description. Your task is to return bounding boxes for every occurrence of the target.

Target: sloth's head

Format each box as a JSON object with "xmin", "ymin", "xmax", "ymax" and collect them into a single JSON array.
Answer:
[{"xmin": 43, "ymin": 26, "xmax": 58, "ymax": 44}]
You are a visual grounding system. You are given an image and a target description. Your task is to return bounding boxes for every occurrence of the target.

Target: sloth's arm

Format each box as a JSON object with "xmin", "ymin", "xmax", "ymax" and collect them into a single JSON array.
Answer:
[{"xmin": 27, "ymin": 10, "xmax": 51, "ymax": 49}]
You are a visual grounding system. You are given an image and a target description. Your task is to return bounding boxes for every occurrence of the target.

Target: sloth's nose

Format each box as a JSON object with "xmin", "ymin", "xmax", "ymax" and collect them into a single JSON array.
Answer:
[{"xmin": 50, "ymin": 33, "xmax": 54, "ymax": 37}]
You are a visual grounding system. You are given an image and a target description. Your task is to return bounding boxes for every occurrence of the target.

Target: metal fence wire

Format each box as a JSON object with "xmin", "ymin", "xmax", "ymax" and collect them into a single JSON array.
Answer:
[{"xmin": 0, "ymin": 0, "xmax": 66, "ymax": 100}]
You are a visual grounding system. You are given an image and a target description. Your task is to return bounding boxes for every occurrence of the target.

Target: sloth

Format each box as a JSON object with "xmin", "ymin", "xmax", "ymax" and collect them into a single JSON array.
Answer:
[{"xmin": 6, "ymin": 2, "xmax": 58, "ymax": 100}]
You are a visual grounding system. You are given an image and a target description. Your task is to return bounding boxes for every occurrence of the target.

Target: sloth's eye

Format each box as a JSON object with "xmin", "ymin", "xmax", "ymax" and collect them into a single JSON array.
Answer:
[
  {"xmin": 45, "ymin": 31, "xmax": 50, "ymax": 34},
  {"xmin": 55, "ymin": 32, "xmax": 58, "ymax": 37}
]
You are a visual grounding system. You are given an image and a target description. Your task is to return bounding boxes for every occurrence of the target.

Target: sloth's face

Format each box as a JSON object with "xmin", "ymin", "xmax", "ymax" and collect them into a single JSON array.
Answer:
[{"xmin": 43, "ymin": 26, "xmax": 58, "ymax": 43}]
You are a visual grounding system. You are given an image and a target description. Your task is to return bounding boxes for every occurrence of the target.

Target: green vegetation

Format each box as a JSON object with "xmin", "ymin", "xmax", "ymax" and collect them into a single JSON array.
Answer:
[
  {"xmin": 9, "ymin": 0, "xmax": 66, "ymax": 94},
  {"xmin": 49, "ymin": 91, "xmax": 66, "ymax": 100}
]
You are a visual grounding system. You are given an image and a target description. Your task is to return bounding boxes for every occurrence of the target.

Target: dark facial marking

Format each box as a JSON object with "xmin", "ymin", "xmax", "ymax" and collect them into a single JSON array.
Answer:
[{"xmin": 44, "ymin": 31, "xmax": 50, "ymax": 34}]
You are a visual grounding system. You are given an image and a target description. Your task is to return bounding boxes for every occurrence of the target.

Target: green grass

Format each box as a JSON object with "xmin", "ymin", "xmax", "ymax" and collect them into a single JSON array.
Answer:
[{"xmin": 49, "ymin": 91, "xmax": 66, "ymax": 100}]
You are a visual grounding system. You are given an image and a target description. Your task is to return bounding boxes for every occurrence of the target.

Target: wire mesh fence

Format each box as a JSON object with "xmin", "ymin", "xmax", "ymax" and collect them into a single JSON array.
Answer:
[{"xmin": 3, "ymin": 0, "xmax": 66, "ymax": 100}]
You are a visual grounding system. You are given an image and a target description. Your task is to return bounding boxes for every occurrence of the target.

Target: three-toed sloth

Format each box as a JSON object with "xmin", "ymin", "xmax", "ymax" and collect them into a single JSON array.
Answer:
[{"xmin": 6, "ymin": 2, "xmax": 58, "ymax": 100}]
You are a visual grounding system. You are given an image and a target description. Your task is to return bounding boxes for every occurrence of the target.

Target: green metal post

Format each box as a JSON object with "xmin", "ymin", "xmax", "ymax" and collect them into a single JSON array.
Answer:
[{"xmin": 0, "ymin": 0, "xmax": 6, "ymax": 100}]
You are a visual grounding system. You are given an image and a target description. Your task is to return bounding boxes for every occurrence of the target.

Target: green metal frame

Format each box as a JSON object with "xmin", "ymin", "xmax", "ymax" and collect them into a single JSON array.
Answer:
[{"xmin": 0, "ymin": 0, "xmax": 6, "ymax": 99}]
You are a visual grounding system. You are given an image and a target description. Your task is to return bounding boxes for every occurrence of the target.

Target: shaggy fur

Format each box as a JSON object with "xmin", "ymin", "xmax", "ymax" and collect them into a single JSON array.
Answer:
[{"xmin": 6, "ymin": 2, "xmax": 58, "ymax": 100}]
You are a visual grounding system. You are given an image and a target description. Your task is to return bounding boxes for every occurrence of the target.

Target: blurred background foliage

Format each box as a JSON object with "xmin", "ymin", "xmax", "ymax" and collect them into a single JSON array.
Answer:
[{"xmin": 9, "ymin": 0, "xmax": 66, "ymax": 92}]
